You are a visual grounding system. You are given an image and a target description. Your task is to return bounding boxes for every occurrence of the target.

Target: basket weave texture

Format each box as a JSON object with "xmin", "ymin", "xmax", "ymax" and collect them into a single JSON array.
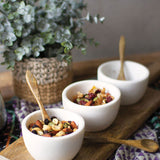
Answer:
[{"xmin": 13, "ymin": 58, "xmax": 73, "ymax": 104}]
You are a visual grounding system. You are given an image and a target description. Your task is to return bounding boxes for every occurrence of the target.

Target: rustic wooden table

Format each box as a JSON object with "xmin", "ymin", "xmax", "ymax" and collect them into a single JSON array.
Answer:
[{"xmin": 1, "ymin": 52, "xmax": 160, "ymax": 160}]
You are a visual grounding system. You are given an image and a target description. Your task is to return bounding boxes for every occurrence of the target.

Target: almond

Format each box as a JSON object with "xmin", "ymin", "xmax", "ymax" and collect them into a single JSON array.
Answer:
[
  {"xmin": 35, "ymin": 120, "xmax": 43, "ymax": 129},
  {"xmin": 43, "ymin": 133, "xmax": 52, "ymax": 137},
  {"xmin": 71, "ymin": 121, "xmax": 78, "ymax": 129}
]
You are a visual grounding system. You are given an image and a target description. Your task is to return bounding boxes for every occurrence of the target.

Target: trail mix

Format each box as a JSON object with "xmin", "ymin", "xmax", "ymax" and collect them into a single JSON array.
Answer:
[
  {"xmin": 28, "ymin": 117, "xmax": 78, "ymax": 137},
  {"xmin": 73, "ymin": 86, "xmax": 114, "ymax": 106}
]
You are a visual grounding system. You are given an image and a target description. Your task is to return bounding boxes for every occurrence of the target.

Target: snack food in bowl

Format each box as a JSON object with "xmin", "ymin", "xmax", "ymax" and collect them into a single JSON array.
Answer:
[
  {"xmin": 62, "ymin": 80, "xmax": 121, "ymax": 132},
  {"xmin": 22, "ymin": 108, "xmax": 85, "ymax": 160},
  {"xmin": 73, "ymin": 86, "xmax": 114, "ymax": 106},
  {"xmin": 28, "ymin": 117, "xmax": 78, "ymax": 137},
  {"xmin": 97, "ymin": 60, "xmax": 150, "ymax": 105}
]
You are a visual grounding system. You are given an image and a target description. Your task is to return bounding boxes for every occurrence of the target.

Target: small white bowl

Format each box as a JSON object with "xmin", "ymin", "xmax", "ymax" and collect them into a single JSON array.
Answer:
[
  {"xmin": 97, "ymin": 60, "xmax": 150, "ymax": 105},
  {"xmin": 22, "ymin": 108, "xmax": 85, "ymax": 160},
  {"xmin": 62, "ymin": 80, "xmax": 121, "ymax": 132}
]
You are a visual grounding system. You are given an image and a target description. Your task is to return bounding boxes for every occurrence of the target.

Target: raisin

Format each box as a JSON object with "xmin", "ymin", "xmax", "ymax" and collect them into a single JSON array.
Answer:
[
  {"xmin": 32, "ymin": 124, "xmax": 39, "ymax": 128},
  {"xmin": 44, "ymin": 119, "xmax": 50, "ymax": 125},
  {"xmin": 32, "ymin": 130, "xmax": 37, "ymax": 134},
  {"xmin": 43, "ymin": 130, "xmax": 49, "ymax": 134},
  {"xmin": 51, "ymin": 116, "xmax": 57, "ymax": 120}
]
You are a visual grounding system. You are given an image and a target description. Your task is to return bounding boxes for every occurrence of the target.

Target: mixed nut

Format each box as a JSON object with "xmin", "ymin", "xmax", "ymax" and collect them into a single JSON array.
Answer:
[
  {"xmin": 73, "ymin": 86, "xmax": 114, "ymax": 106},
  {"xmin": 28, "ymin": 117, "xmax": 78, "ymax": 137}
]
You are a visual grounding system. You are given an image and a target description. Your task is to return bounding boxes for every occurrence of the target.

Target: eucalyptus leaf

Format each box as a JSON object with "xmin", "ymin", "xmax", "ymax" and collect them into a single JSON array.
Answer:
[
  {"xmin": 23, "ymin": 14, "xmax": 32, "ymax": 23},
  {"xmin": 17, "ymin": 1, "xmax": 26, "ymax": 15},
  {"xmin": 0, "ymin": 0, "xmax": 105, "ymax": 68},
  {"xmin": 0, "ymin": 24, "xmax": 4, "ymax": 32}
]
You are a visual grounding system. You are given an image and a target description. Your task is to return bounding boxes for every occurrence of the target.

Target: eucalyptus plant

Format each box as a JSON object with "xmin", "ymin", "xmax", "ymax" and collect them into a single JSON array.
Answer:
[{"xmin": 0, "ymin": 0, "xmax": 105, "ymax": 68}]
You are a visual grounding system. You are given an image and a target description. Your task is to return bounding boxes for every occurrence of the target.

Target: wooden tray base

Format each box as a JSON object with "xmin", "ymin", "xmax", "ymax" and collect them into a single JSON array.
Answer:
[{"xmin": 1, "ymin": 87, "xmax": 160, "ymax": 160}]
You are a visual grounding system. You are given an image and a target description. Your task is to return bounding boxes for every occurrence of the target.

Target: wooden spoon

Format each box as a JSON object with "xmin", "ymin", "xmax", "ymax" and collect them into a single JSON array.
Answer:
[
  {"xmin": 84, "ymin": 136, "xmax": 159, "ymax": 153},
  {"xmin": 25, "ymin": 70, "xmax": 51, "ymax": 121},
  {"xmin": 117, "ymin": 35, "xmax": 126, "ymax": 80}
]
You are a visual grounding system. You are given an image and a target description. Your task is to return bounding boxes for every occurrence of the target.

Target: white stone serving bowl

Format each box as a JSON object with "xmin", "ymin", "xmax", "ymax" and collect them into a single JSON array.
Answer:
[
  {"xmin": 22, "ymin": 108, "xmax": 85, "ymax": 160},
  {"xmin": 97, "ymin": 60, "xmax": 150, "ymax": 106},
  {"xmin": 62, "ymin": 80, "xmax": 121, "ymax": 132}
]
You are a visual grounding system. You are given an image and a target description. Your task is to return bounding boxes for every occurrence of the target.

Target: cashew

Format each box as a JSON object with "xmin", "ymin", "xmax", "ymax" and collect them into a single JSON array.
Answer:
[
  {"xmin": 37, "ymin": 130, "xmax": 43, "ymax": 136},
  {"xmin": 52, "ymin": 118, "xmax": 59, "ymax": 125},
  {"xmin": 73, "ymin": 128, "xmax": 78, "ymax": 132},
  {"xmin": 52, "ymin": 122, "xmax": 63, "ymax": 131},
  {"xmin": 55, "ymin": 131, "xmax": 65, "ymax": 137},
  {"xmin": 43, "ymin": 125, "xmax": 52, "ymax": 131}
]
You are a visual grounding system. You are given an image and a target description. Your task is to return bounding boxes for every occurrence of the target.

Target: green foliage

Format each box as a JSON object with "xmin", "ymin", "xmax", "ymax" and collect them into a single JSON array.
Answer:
[{"xmin": 0, "ymin": 0, "xmax": 105, "ymax": 68}]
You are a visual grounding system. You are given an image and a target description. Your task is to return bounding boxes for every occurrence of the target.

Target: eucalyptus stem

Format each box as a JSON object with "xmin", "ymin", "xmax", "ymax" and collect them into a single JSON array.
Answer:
[{"xmin": 24, "ymin": 0, "xmax": 29, "ymax": 5}]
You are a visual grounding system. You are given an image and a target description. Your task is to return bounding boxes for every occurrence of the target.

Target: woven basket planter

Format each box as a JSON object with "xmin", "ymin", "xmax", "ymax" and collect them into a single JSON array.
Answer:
[{"xmin": 13, "ymin": 58, "xmax": 73, "ymax": 104}]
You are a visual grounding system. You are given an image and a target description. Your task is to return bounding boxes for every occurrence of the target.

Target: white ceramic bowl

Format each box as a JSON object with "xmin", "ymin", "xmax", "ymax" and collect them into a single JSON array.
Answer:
[
  {"xmin": 22, "ymin": 108, "xmax": 85, "ymax": 160},
  {"xmin": 62, "ymin": 80, "xmax": 121, "ymax": 132},
  {"xmin": 97, "ymin": 60, "xmax": 150, "ymax": 105}
]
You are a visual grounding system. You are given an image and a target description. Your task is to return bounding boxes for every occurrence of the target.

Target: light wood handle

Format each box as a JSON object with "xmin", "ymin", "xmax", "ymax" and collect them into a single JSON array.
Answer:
[{"xmin": 119, "ymin": 35, "xmax": 125, "ymax": 66}]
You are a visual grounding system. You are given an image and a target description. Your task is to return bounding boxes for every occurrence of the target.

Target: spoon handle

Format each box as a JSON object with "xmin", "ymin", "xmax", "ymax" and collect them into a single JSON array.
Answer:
[
  {"xmin": 25, "ymin": 70, "xmax": 51, "ymax": 121},
  {"xmin": 84, "ymin": 136, "xmax": 159, "ymax": 153},
  {"xmin": 117, "ymin": 35, "xmax": 126, "ymax": 80},
  {"xmin": 119, "ymin": 35, "xmax": 125, "ymax": 67},
  {"xmin": 108, "ymin": 137, "xmax": 159, "ymax": 153}
]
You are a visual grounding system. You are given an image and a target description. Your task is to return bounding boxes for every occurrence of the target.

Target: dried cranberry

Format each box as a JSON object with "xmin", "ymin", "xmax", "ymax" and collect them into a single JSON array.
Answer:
[
  {"xmin": 79, "ymin": 100, "xmax": 87, "ymax": 105},
  {"xmin": 88, "ymin": 93, "xmax": 96, "ymax": 100},
  {"xmin": 95, "ymin": 89, "xmax": 101, "ymax": 94},
  {"xmin": 106, "ymin": 96, "xmax": 113, "ymax": 103}
]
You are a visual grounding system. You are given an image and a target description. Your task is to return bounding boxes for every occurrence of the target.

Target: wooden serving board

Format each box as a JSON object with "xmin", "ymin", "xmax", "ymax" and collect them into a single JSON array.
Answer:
[
  {"xmin": 1, "ymin": 62, "xmax": 160, "ymax": 160},
  {"xmin": 1, "ymin": 87, "xmax": 160, "ymax": 160}
]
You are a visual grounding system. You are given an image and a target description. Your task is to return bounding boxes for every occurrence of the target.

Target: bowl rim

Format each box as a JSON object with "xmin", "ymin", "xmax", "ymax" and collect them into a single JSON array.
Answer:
[
  {"xmin": 97, "ymin": 60, "xmax": 150, "ymax": 83},
  {"xmin": 62, "ymin": 79, "xmax": 121, "ymax": 109},
  {"xmin": 22, "ymin": 108, "xmax": 85, "ymax": 140}
]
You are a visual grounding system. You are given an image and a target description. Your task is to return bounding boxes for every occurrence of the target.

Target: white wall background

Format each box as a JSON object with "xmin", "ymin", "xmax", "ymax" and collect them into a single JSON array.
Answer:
[
  {"xmin": 1, "ymin": 0, "xmax": 160, "ymax": 71},
  {"xmin": 72, "ymin": 0, "xmax": 160, "ymax": 61}
]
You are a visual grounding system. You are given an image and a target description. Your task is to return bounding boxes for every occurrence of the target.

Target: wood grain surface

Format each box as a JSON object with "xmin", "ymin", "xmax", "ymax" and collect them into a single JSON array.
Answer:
[{"xmin": 1, "ymin": 52, "xmax": 160, "ymax": 160}]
